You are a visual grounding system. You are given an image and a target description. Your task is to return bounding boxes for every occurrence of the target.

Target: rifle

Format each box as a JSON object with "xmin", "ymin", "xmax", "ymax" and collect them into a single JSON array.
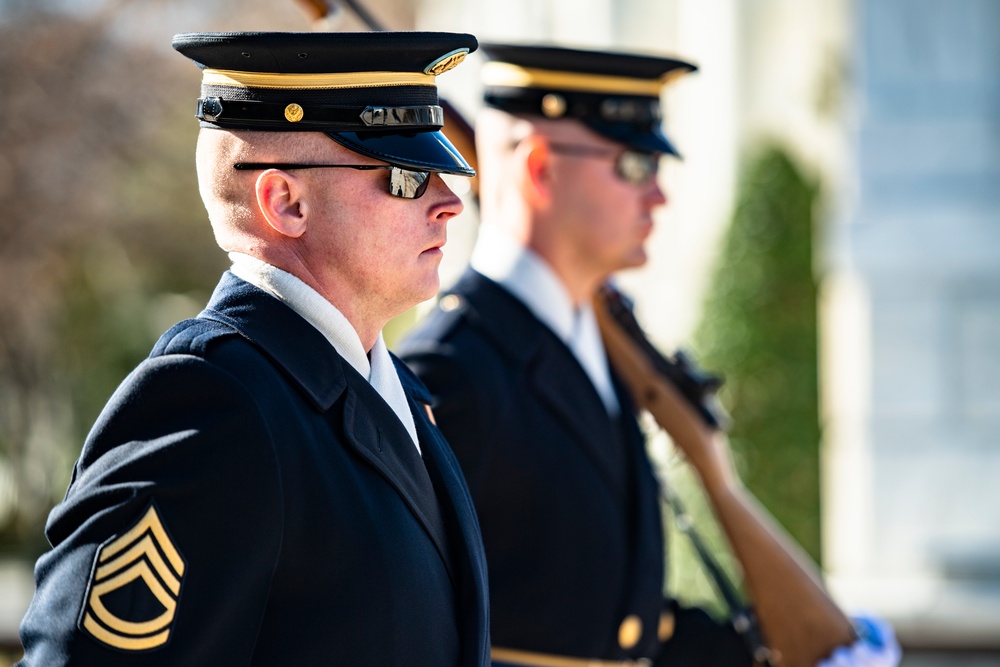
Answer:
[{"xmin": 595, "ymin": 285, "xmax": 857, "ymax": 667}]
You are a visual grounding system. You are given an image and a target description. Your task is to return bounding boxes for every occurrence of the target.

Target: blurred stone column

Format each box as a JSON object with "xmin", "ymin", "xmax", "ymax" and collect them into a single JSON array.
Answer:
[{"xmin": 822, "ymin": 0, "xmax": 1000, "ymax": 647}]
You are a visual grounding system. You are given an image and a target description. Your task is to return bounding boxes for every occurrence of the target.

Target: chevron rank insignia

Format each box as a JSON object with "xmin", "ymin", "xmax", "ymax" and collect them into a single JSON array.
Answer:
[{"xmin": 79, "ymin": 504, "xmax": 186, "ymax": 651}]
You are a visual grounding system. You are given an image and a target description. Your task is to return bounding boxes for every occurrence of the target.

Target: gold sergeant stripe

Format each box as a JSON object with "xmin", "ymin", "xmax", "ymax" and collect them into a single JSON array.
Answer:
[
  {"xmin": 91, "ymin": 560, "xmax": 179, "ymax": 632},
  {"xmin": 99, "ymin": 506, "xmax": 185, "ymax": 576},
  {"xmin": 79, "ymin": 505, "xmax": 185, "ymax": 652},
  {"xmin": 481, "ymin": 62, "xmax": 686, "ymax": 96},
  {"xmin": 96, "ymin": 535, "xmax": 181, "ymax": 595},
  {"xmin": 82, "ymin": 614, "xmax": 170, "ymax": 652},
  {"xmin": 202, "ymin": 68, "xmax": 436, "ymax": 90}
]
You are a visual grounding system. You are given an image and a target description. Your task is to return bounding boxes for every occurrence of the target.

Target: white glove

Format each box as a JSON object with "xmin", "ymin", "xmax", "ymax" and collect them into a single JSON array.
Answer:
[{"xmin": 817, "ymin": 614, "xmax": 902, "ymax": 667}]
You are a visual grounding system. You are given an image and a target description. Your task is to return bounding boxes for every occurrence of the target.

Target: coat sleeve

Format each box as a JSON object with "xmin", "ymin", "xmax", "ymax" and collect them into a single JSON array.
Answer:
[{"xmin": 17, "ymin": 353, "xmax": 285, "ymax": 666}]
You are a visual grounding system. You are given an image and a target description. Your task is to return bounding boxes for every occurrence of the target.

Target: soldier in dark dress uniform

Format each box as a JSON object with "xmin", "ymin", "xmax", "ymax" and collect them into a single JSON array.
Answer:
[
  {"xmin": 397, "ymin": 43, "xmax": 754, "ymax": 667},
  {"xmin": 16, "ymin": 31, "xmax": 490, "ymax": 666},
  {"xmin": 400, "ymin": 41, "xmax": 902, "ymax": 667}
]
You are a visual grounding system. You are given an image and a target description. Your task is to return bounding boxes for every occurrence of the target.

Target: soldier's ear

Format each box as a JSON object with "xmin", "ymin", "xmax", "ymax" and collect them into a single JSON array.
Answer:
[
  {"xmin": 255, "ymin": 169, "xmax": 309, "ymax": 239},
  {"xmin": 517, "ymin": 135, "xmax": 553, "ymax": 208}
]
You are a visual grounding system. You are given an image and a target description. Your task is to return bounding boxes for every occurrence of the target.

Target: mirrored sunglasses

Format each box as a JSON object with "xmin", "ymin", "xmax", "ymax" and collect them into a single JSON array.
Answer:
[
  {"xmin": 546, "ymin": 143, "xmax": 660, "ymax": 186},
  {"xmin": 233, "ymin": 162, "xmax": 432, "ymax": 199}
]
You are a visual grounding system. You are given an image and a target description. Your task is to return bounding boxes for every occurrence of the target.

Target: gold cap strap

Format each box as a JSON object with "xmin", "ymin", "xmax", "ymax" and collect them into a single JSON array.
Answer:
[
  {"xmin": 481, "ymin": 62, "xmax": 682, "ymax": 97},
  {"xmin": 201, "ymin": 68, "xmax": 436, "ymax": 90}
]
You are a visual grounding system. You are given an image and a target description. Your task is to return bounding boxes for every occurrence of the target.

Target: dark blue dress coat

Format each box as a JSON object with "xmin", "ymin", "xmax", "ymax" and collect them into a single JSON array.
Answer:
[
  {"xmin": 17, "ymin": 271, "xmax": 490, "ymax": 666},
  {"xmin": 397, "ymin": 269, "xmax": 667, "ymax": 661}
]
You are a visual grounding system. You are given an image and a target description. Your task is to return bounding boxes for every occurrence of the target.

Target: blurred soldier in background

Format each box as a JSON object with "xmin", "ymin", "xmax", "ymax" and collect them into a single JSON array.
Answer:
[
  {"xmin": 398, "ymin": 43, "xmax": 900, "ymax": 667},
  {"xmin": 16, "ymin": 30, "xmax": 489, "ymax": 666}
]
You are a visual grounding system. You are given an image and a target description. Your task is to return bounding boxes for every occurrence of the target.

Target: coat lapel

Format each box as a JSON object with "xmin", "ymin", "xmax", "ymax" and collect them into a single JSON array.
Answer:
[
  {"xmin": 414, "ymin": 407, "xmax": 491, "ymax": 664},
  {"xmin": 454, "ymin": 270, "xmax": 628, "ymax": 500},
  {"xmin": 401, "ymin": 360, "xmax": 490, "ymax": 667},
  {"xmin": 201, "ymin": 272, "xmax": 456, "ymax": 582},
  {"xmin": 528, "ymin": 332, "xmax": 629, "ymax": 498},
  {"xmin": 338, "ymin": 368, "xmax": 456, "ymax": 582}
]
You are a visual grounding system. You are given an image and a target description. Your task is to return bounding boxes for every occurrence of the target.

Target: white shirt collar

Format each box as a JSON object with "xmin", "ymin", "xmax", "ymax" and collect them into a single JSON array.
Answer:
[
  {"xmin": 228, "ymin": 252, "xmax": 421, "ymax": 451},
  {"xmin": 470, "ymin": 225, "xmax": 620, "ymax": 415},
  {"xmin": 470, "ymin": 223, "xmax": 575, "ymax": 340}
]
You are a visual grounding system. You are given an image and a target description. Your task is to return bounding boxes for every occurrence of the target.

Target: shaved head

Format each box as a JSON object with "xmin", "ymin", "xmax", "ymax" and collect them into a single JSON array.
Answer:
[
  {"xmin": 475, "ymin": 108, "xmax": 605, "ymax": 216},
  {"xmin": 195, "ymin": 129, "xmax": 337, "ymax": 251}
]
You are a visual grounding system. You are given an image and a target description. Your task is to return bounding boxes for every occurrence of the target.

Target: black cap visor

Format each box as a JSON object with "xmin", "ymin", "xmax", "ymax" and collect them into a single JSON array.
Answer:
[
  {"xmin": 584, "ymin": 120, "xmax": 681, "ymax": 158},
  {"xmin": 326, "ymin": 129, "xmax": 475, "ymax": 176}
]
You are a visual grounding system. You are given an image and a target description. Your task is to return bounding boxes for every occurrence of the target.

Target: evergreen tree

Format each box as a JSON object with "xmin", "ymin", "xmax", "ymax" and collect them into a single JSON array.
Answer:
[{"xmin": 694, "ymin": 145, "xmax": 822, "ymax": 561}]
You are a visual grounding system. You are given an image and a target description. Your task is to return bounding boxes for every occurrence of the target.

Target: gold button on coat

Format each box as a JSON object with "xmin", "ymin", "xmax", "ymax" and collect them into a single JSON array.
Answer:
[
  {"xmin": 438, "ymin": 294, "xmax": 463, "ymax": 312},
  {"xmin": 658, "ymin": 611, "xmax": 675, "ymax": 641},
  {"xmin": 618, "ymin": 614, "xmax": 642, "ymax": 649}
]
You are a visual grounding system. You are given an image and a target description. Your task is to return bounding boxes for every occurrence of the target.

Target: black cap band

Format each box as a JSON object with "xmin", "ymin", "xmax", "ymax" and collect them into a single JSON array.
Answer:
[{"xmin": 196, "ymin": 98, "xmax": 444, "ymax": 131}]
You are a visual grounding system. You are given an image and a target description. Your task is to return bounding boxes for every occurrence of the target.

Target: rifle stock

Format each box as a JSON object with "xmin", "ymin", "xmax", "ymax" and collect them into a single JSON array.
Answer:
[
  {"xmin": 594, "ymin": 286, "xmax": 856, "ymax": 667},
  {"xmin": 292, "ymin": 0, "xmax": 333, "ymax": 22}
]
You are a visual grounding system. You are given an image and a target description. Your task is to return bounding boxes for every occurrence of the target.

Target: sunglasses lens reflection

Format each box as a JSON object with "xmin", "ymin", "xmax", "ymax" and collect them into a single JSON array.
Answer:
[
  {"xmin": 616, "ymin": 151, "xmax": 659, "ymax": 185},
  {"xmin": 389, "ymin": 167, "xmax": 432, "ymax": 199}
]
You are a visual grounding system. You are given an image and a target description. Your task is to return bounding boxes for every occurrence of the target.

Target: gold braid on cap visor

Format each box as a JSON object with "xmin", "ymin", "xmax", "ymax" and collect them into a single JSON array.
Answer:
[
  {"xmin": 200, "ymin": 68, "xmax": 437, "ymax": 89},
  {"xmin": 480, "ymin": 62, "xmax": 687, "ymax": 96}
]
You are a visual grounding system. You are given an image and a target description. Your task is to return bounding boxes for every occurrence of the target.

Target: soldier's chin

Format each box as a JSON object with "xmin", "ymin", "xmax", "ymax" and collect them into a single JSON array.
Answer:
[
  {"xmin": 415, "ymin": 274, "xmax": 441, "ymax": 304},
  {"xmin": 622, "ymin": 248, "xmax": 648, "ymax": 270}
]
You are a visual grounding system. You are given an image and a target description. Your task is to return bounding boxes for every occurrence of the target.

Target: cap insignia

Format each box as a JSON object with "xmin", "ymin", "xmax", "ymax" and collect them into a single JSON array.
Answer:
[
  {"xmin": 284, "ymin": 103, "xmax": 305, "ymax": 123},
  {"xmin": 541, "ymin": 93, "xmax": 567, "ymax": 119},
  {"xmin": 79, "ymin": 504, "xmax": 186, "ymax": 652},
  {"xmin": 424, "ymin": 48, "xmax": 470, "ymax": 76}
]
